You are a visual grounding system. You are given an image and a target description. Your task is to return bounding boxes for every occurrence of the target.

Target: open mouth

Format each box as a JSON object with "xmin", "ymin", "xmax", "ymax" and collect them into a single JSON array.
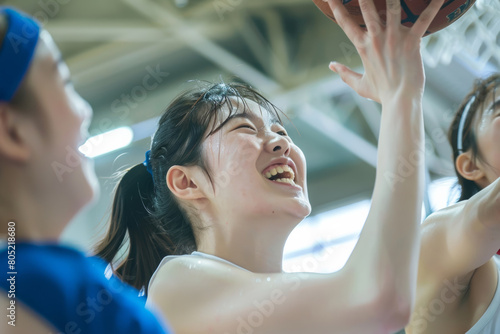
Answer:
[{"xmin": 263, "ymin": 165, "xmax": 296, "ymax": 186}]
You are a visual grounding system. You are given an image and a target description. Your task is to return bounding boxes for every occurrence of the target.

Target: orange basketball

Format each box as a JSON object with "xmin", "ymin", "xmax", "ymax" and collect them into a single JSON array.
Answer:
[{"xmin": 312, "ymin": 0, "xmax": 475, "ymax": 35}]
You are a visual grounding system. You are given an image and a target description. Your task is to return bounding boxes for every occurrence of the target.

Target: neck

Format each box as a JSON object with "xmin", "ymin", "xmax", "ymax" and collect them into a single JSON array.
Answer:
[
  {"xmin": 197, "ymin": 215, "xmax": 296, "ymax": 273},
  {"xmin": 0, "ymin": 173, "xmax": 65, "ymax": 242}
]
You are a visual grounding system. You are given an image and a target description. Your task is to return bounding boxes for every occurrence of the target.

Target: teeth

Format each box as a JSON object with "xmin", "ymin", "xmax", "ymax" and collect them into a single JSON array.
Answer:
[
  {"xmin": 275, "ymin": 178, "xmax": 296, "ymax": 186},
  {"xmin": 264, "ymin": 165, "xmax": 296, "ymax": 182}
]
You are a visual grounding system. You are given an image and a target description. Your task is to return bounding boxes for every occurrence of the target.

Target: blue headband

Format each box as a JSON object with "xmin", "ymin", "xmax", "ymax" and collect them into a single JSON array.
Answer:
[{"xmin": 0, "ymin": 7, "xmax": 41, "ymax": 102}]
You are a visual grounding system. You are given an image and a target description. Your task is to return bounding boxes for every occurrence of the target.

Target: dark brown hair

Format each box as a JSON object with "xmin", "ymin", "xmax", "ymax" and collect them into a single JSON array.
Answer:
[
  {"xmin": 448, "ymin": 74, "xmax": 500, "ymax": 201},
  {"xmin": 94, "ymin": 81, "xmax": 283, "ymax": 294}
]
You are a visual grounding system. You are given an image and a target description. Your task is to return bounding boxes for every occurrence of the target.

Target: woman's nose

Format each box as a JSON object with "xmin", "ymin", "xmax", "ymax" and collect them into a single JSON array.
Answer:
[{"xmin": 265, "ymin": 132, "xmax": 290, "ymax": 156}]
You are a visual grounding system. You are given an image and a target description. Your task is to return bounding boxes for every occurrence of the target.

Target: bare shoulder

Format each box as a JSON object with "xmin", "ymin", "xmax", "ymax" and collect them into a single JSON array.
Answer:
[
  {"xmin": 147, "ymin": 256, "xmax": 255, "ymax": 332},
  {"xmin": 419, "ymin": 201, "xmax": 466, "ymax": 273},
  {"xmin": 150, "ymin": 255, "xmax": 251, "ymax": 293},
  {"xmin": 146, "ymin": 256, "xmax": 319, "ymax": 334},
  {"xmin": 421, "ymin": 201, "xmax": 466, "ymax": 229}
]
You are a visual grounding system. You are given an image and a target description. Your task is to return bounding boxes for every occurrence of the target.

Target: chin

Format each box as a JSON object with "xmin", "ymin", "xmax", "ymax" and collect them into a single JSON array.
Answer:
[
  {"xmin": 287, "ymin": 198, "xmax": 312, "ymax": 220},
  {"xmin": 77, "ymin": 162, "xmax": 100, "ymax": 208}
]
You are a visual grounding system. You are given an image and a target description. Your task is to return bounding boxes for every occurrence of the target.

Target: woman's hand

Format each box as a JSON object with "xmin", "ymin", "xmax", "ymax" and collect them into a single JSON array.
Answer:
[{"xmin": 325, "ymin": 0, "xmax": 445, "ymax": 104}]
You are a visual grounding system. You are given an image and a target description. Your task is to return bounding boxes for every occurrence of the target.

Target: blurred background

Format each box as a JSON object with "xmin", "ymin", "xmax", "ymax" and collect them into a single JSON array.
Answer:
[{"xmin": 3, "ymin": 0, "xmax": 499, "ymax": 272}]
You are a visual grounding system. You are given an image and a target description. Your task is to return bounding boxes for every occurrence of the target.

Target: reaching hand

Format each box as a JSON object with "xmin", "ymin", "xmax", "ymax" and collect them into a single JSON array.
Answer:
[{"xmin": 325, "ymin": 0, "xmax": 445, "ymax": 104}]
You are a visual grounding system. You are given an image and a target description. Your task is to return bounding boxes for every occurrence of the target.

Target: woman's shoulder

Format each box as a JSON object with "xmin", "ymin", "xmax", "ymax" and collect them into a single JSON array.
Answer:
[
  {"xmin": 146, "ymin": 254, "xmax": 257, "ymax": 334},
  {"xmin": 151, "ymin": 253, "xmax": 249, "ymax": 285},
  {"xmin": 148, "ymin": 253, "xmax": 252, "ymax": 300},
  {"xmin": 422, "ymin": 201, "xmax": 466, "ymax": 227}
]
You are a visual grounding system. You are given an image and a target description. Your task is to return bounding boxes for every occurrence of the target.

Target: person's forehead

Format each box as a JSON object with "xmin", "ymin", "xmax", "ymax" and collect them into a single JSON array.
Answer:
[
  {"xmin": 33, "ymin": 30, "xmax": 67, "ymax": 74},
  {"xmin": 472, "ymin": 88, "xmax": 500, "ymax": 132},
  {"xmin": 485, "ymin": 85, "xmax": 500, "ymax": 107},
  {"xmin": 224, "ymin": 97, "xmax": 279, "ymax": 124},
  {"xmin": 476, "ymin": 88, "xmax": 500, "ymax": 119}
]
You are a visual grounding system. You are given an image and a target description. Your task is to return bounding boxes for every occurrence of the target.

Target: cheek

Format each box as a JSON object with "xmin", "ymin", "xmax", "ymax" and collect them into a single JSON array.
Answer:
[
  {"xmin": 491, "ymin": 118, "xmax": 500, "ymax": 167},
  {"xmin": 40, "ymin": 91, "xmax": 81, "ymax": 144},
  {"xmin": 492, "ymin": 117, "xmax": 500, "ymax": 141},
  {"xmin": 203, "ymin": 137, "xmax": 261, "ymax": 195},
  {"xmin": 478, "ymin": 117, "xmax": 500, "ymax": 174},
  {"xmin": 291, "ymin": 145, "xmax": 307, "ymax": 175},
  {"xmin": 214, "ymin": 137, "xmax": 261, "ymax": 176}
]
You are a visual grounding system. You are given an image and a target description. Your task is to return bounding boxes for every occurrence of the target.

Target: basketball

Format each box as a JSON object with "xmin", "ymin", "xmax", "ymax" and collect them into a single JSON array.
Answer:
[{"xmin": 312, "ymin": 0, "xmax": 475, "ymax": 35}]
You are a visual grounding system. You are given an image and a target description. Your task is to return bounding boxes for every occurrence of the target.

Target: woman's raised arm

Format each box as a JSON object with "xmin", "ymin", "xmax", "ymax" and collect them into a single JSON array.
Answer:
[
  {"xmin": 324, "ymin": 0, "xmax": 444, "ymax": 323},
  {"xmin": 147, "ymin": 0, "xmax": 444, "ymax": 333}
]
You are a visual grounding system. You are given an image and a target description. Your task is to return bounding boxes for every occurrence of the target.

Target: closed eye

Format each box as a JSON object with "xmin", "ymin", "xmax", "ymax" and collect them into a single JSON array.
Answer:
[
  {"xmin": 277, "ymin": 130, "xmax": 287, "ymax": 136},
  {"xmin": 235, "ymin": 124, "xmax": 256, "ymax": 131}
]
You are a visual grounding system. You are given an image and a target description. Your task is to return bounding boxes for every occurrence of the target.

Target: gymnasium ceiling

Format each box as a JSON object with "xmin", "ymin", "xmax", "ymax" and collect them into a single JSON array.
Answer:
[{"xmin": 2, "ymin": 0, "xmax": 500, "ymax": 247}]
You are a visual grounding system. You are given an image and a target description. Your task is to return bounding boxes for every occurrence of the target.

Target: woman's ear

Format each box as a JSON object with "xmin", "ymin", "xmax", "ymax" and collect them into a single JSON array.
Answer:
[
  {"xmin": 455, "ymin": 151, "xmax": 485, "ymax": 182},
  {"xmin": 0, "ymin": 104, "xmax": 32, "ymax": 163},
  {"xmin": 166, "ymin": 165, "xmax": 207, "ymax": 201}
]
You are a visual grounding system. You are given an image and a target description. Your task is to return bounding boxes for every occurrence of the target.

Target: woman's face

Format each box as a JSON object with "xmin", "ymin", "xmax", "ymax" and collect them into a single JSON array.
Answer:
[
  {"xmin": 25, "ymin": 31, "xmax": 98, "ymax": 221},
  {"xmin": 474, "ymin": 87, "xmax": 500, "ymax": 186},
  {"xmin": 200, "ymin": 99, "xmax": 311, "ymax": 228}
]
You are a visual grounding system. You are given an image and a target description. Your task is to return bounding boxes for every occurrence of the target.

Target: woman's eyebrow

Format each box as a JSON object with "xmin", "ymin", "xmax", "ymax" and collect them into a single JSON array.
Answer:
[
  {"xmin": 54, "ymin": 55, "xmax": 64, "ymax": 69},
  {"xmin": 485, "ymin": 99, "xmax": 500, "ymax": 114},
  {"xmin": 226, "ymin": 111, "xmax": 280, "ymax": 125},
  {"xmin": 226, "ymin": 112, "xmax": 254, "ymax": 122},
  {"xmin": 54, "ymin": 56, "xmax": 73, "ymax": 84}
]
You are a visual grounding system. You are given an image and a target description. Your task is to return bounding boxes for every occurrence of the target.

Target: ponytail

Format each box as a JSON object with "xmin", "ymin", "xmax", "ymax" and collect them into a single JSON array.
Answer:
[
  {"xmin": 95, "ymin": 81, "xmax": 284, "ymax": 294},
  {"xmin": 94, "ymin": 163, "xmax": 193, "ymax": 294}
]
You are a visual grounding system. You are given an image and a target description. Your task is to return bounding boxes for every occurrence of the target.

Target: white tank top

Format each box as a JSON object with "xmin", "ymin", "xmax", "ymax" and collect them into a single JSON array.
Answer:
[
  {"xmin": 465, "ymin": 256, "xmax": 500, "ymax": 334},
  {"xmin": 148, "ymin": 251, "xmax": 249, "ymax": 293},
  {"xmin": 148, "ymin": 253, "xmax": 500, "ymax": 334}
]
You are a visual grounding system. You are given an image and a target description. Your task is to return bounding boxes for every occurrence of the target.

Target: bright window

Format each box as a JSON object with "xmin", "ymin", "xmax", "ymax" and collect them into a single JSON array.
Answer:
[{"xmin": 283, "ymin": 177, "xmax": 459, "ymax": 273}]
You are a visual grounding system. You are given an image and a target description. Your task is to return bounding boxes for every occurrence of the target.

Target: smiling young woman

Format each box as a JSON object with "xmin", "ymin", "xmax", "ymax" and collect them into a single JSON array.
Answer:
[
  {"xmin": 406, "ymin": 74, "xmax": 500, "ymax": 334},
  {"xmin": 94, "ymin": 0, "xmax": 446, "ymax": 332}
]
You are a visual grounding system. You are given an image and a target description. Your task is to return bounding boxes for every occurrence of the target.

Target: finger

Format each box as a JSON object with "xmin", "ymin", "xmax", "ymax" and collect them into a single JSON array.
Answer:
[
  {"xmin": 329, "ymin": 62, "xmax": 363, "ymax": 90},
  {"xmin": 411, "ymin": 0, "xmax": 445, "ymax": 37},
  {"xmin": 357, "ymin": 0, "xmax": 382, "ymax": 34},
  {"xmin": 326, "ymin": 0, "xmax": 364, "ymax": 44},
  {"xmin": 385, "ymin": 0, "xmax": 401, "ymax": 29}
]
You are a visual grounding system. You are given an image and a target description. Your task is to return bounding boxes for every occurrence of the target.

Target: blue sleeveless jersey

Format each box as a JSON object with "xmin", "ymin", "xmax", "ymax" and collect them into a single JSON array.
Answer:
[{"xmin": 0, "ymin": 243, "xmax": 170, "ymax": 334}]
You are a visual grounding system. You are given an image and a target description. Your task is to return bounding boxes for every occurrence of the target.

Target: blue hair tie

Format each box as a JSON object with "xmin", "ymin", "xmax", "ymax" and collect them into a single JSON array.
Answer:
[
  {"xmin": 143, "ymin": 150, "xmax": 153, "ymax": 178},
  {"xmin": 0, "ymin": 7, "xmax": 41, "ymax": 102}
]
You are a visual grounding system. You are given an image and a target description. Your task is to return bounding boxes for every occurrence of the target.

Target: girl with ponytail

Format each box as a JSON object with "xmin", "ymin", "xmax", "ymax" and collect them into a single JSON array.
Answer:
[
  {"xmin": 406, "ymin": 75, "xmax": 500, "ymax": 334},
  {"xmin": 96, "ymin": 0, "xmax": 446, "ymax": 332}
]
